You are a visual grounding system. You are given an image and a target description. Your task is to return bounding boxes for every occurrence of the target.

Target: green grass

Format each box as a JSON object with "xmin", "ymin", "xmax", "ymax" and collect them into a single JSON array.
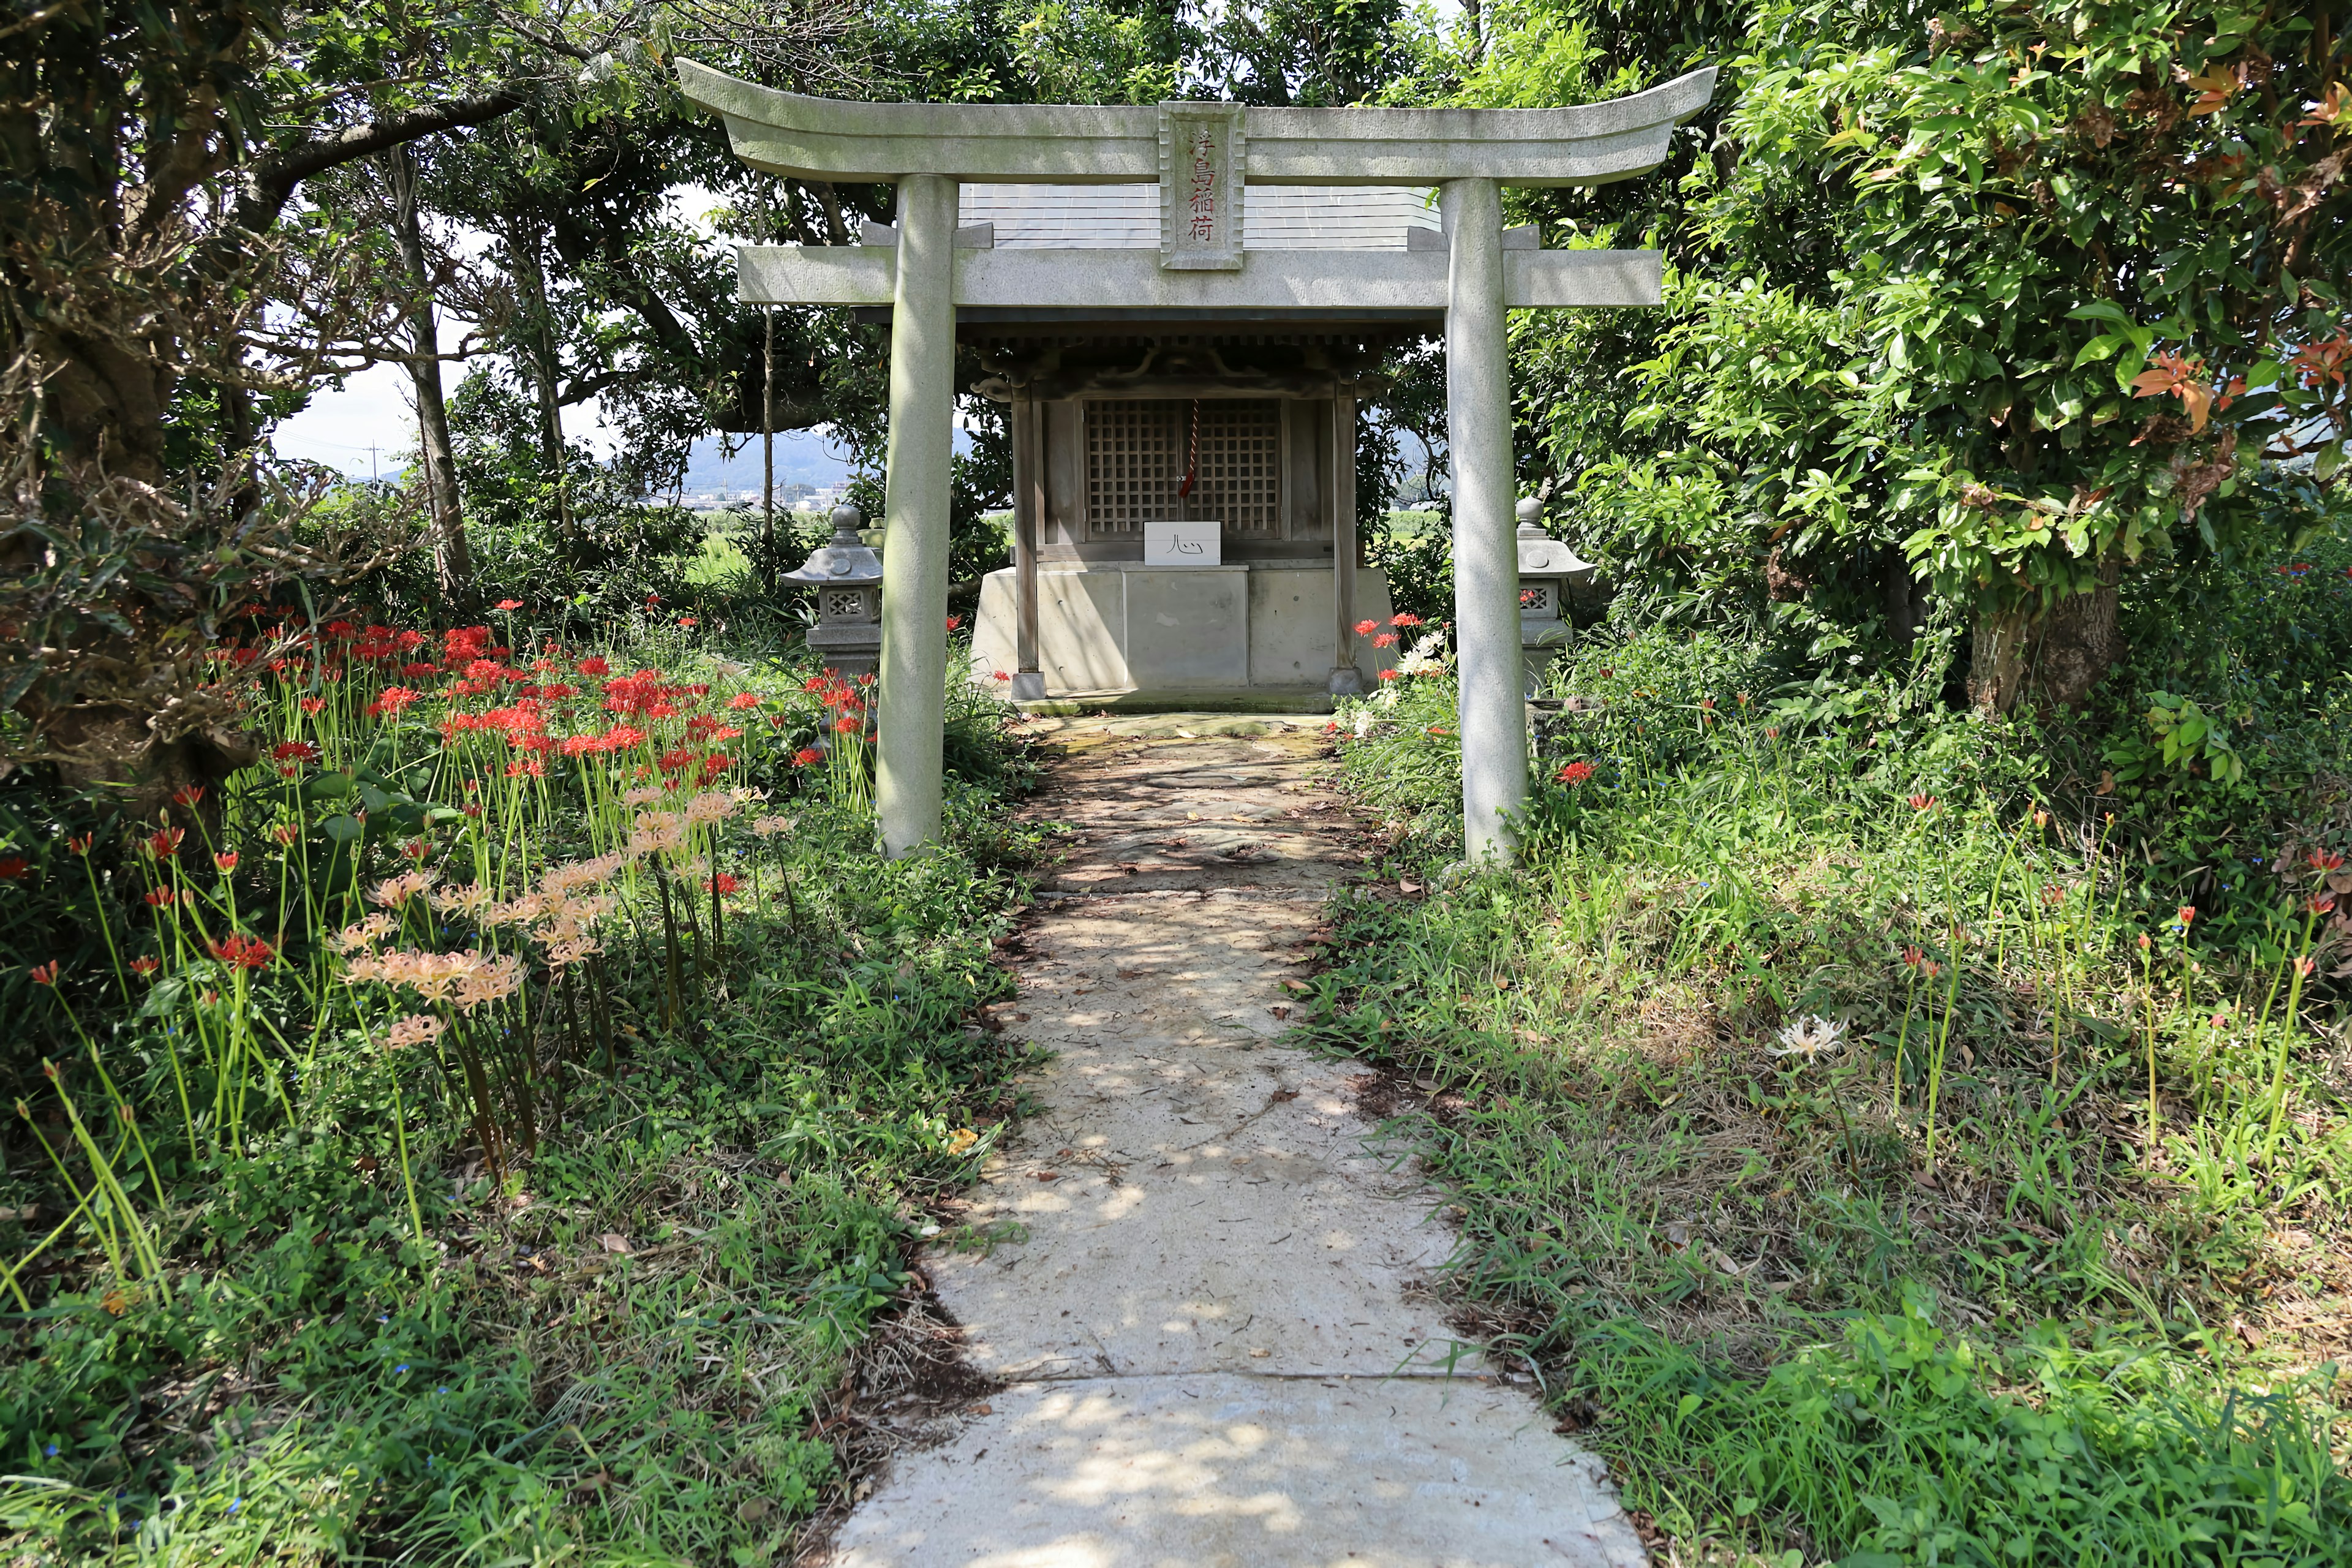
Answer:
[
  {"xmin": 1, "ymin": 630, "xmax": 1040, "ymax": 1565},
  {"xmin": 680, "ymin": 524, "xmax": 754, "ymax": 589},
  {"xmin": 1303, "ymin": 620, "xmax": 2352, "ymax": 1564}
]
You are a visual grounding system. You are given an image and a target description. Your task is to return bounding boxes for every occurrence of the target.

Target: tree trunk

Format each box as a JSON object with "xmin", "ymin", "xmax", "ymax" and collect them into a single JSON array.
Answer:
[
  {"xmin": 1967, "ymin": 554, "xmax": 2123, "ymax": 714},
  {"xmin": 1884, "ymin": 548, "xmax": 1919, "ymax": 646},
  {"xmin": 506, "ymin": 217, "xmax": 571, "ymax": 537},
  {"xmin": 388, "ymin": 143, "xmax": 474, "ymax": 611}
]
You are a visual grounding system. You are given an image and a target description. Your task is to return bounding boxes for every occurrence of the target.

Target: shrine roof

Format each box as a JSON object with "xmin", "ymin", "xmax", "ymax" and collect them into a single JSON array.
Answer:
[{"xmin": 957, "ymin": 185, "xmax": 1440, "ymax": 251}]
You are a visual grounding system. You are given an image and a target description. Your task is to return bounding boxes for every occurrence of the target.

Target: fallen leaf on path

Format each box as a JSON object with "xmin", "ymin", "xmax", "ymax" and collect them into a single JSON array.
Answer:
[
  {"xmin": 1268, "ymin": 1005, "xmax": 1291, "ymax": 1019},
  {"xmin": 1033, "ymin": 1170, "xmax": 1060, "ymax": 1182},
  {"xmin": 596, "ymin": 1233, "xmax": 635, "ymax": 1255}
]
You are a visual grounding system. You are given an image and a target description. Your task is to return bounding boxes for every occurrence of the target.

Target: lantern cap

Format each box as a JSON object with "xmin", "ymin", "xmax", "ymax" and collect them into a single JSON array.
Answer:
[
  {"xmin": 1514, "ymin": 497, "xmax": 1594, "ymax": 577},
  {"xmin": 782, "ymin": 504, "xmax": 882, "ymax": 586}
]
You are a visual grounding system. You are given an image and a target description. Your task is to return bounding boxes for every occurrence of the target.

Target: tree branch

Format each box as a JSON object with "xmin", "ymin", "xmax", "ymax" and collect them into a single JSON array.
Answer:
[{"xmin": 233, "ymin": 83, "xmax": 534, "ymax": 234}]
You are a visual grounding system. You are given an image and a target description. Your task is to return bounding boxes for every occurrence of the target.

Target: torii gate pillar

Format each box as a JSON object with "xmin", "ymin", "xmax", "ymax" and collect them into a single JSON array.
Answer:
[
  {"xmin": 1443, "ymin": 178, "xmax": 1525, "ymax": 863},
  {"xmin": 875, "ymin": 175, "xmax": 959, "ymax": 859}
]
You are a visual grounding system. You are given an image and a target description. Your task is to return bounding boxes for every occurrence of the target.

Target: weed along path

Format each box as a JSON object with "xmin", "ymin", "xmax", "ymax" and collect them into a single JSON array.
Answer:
[{"xmin": 827, "ymin": 715, "xmax": 1645, "ymax": 1568}]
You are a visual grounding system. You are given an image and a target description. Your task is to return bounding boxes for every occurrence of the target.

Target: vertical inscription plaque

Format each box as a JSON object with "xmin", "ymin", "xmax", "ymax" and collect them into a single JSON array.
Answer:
[{"xmin": 1157, "ymin": 102, "xmax": 1246, "ymax": 271}]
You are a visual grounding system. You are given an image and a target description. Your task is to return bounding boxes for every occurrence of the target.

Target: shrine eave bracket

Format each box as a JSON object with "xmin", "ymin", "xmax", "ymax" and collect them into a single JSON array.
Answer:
[
  {"xmin": 737, "ymin": 246, "xmax": 1664, "ymax": 311},
  {"xmin": 675, "ymin": 59, "xmax": 1715, "ymax": 188}
]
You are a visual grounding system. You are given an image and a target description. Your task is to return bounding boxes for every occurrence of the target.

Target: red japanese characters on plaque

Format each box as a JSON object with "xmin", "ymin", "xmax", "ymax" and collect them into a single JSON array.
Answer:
[{"xmin": 1158, "ymin": 103, "xmax": 1245, "ymax": 271}]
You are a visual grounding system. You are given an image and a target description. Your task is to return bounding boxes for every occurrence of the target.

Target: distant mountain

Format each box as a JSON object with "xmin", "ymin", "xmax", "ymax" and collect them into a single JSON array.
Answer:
[{"xmin": 680, "ymin": 431, "xmax": 854, "ymax": 501}]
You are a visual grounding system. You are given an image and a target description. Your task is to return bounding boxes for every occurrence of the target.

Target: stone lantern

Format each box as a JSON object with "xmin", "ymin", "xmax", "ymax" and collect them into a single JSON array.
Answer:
[
  {"xmin": 783, "ymin": 504, "xmax": 884, "ymax": 679},
  {"xmin": 1516, "ymin": 496, "xmax": 1596, "ymax": 695}
]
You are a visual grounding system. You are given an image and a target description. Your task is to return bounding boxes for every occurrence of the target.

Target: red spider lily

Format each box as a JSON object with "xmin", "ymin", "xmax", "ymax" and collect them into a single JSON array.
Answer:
[
  {"xmin": 29, "ymin": 960, "xmax": 59, "ymax": 986},
  {"xmin": 399, "ymin": 662, "xmax": 440, "ymax": 678},
  {"xmin": 1921, "ymin": 959, "xmax": 1941, "ymax": 979},
  {"xmin": 792, "ymin": 747, "xmax": 823, "ymax": 767},
  {"xmin": 402, "ymin": 838, "xmax": 434, "ymax": 863},
  {"xmin": 67, "ymin": 835, "xmax": 92, "ymax": 856},
  {"xmin": 728, "ymin": 692, "xmax": 762, "ymax": 709},
  {"xmin": 144, "ymin": 888, "xmax": 176, "ymax": 908},
  {"xmin": 1907, "ymin": 794, "xmax": 1938, "ymax": 813},
  {"xmin": 369, "ymin": 687, "xmax": 421, "ymax": 717},
  {"xmin": 268, "ymin": 823, "xmax": 301, "ymax": 846},
  {"xmin": 706, "ymin": 873, "xmax": 741, "ymax": 895},
  {"xmin": 1353, "ymin": 619, "xmax": 1379, "ymax": 636},
  {"xmin": 1378, "ymin": 669, "xmax": 1401, "ymax": 682},
  {"xmin": 2177, "ymin": 905, "xmax": 2197, "ymax": 928},
  {"xmin": 1556, "ymin": 761, "xmax": 1596, "ymax": 786},
  {"xmin": 600, "ymin": 724, "xmax": 648, "ymax": 750},
  {"xmin": 272, "ymin": 740, "xmax": 319, "ymax": 763},
  {"xmin": 1374, "ymin": 632, "xmax": 1399, "ymax": 647},
  {"xmin": 657, "ymin": 748, "xmax": 698, "ymax": 773},
  {"xmin": 700, "ymin": 753, "xmax": 730, "ymax": 780},
  {"xmin": 1901, "ymin": 946, "xmax": 1924, "ymax": 968},
  {"xmin": 495, "ymin": 598, "xmax": 525, "ymax": 611},
  {"xmin": 144, "ymin": 827, "xmax": 184, "ymax": 858},
  {"xmin": 325, "ymin": 620, "xmax": 358, "ymax": 640},
  {"xmin": 677, "ymin": 616, "xmax": 699, "ymax": 629},
  {"xmin": 2311, "ymin": 851, "xmax": 2348, "ymax": 873},
  {"xmin": 506, "ymin": 758, "xmax": 546, "ymax": 778},
  {"xmin": 832, "ymin": 712, "xmax": 862, "ymax": 734},
  {"xmin": 991, "ymin": 671, "xmax": 1012, "ymax": 682},
  {"xmin": 0, "ymin": 855, "xmax": 27, "ymax": 880},
  {"xmin": 463, "ymin": 804, "xmax": 484, "ymax": 818},
  {"xmin": 207, "ymin": 934, "xmax": 274, "ymax": 970},
  {"xmin": 442, "ymin": 625, "xmax": 494, "ymax": 662},
  {"xmin": 644, "ymin": 593, "xmax": 660, "ymax": 608},
  {"xmin": 1763, "ymin": 727, "xmax": 1781, "ymax": 739},
  {"xmin": 214, "ymin": 851, "xmax": 239, "ymax": 873},
  {"xmin": 1390, "ymin": 612, "xmax": 1421, "ymax": 627},
  {"xmin": 2315, "ymin": 893, "xmax": 2339, "ymax": 916},
  {"xmin": 2137, "ymin": 932, "xmax": 2152, "ymax": 951},
  {"xmin": 300, "ymin": 696, "xmax": 327, "ymax": 714},
  {"xmin": 578, "ymin": 655, "xmax": 612, "ymax": 676},
  {"xmin": 171, "ymin": 785, "xmax": 205, "ymax": 809},
  {"xmin": 945, "ymin": 614, "xmax": 964, "ymax": 632},
  {"xmin": 130, "ymin": 956, "xmax": 160, "ymax": 977}
]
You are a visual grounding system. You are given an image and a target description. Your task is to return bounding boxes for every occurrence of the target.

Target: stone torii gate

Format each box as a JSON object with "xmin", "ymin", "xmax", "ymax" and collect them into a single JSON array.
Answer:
[{"xmin": 677, "ymin": 60, "xmax": 1714, "ymax": 862}]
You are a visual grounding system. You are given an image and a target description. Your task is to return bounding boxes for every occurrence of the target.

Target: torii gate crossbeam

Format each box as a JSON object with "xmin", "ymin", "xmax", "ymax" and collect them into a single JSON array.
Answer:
[{"xmin": 677, "ymin": 61, "xmax": 1714, "ymax": 863}]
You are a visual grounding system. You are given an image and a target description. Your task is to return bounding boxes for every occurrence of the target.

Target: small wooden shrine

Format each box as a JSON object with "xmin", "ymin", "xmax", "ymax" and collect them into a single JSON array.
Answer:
[{"xmin": 950, "ymin": 184, "xmax": 1446, "ymax": 706}]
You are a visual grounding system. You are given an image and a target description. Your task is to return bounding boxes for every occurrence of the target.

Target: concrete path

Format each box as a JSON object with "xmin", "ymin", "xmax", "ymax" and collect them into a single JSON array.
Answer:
[{"xmin": 829, "ymin": 716, "xmax": 1643, "ymax": 1568}]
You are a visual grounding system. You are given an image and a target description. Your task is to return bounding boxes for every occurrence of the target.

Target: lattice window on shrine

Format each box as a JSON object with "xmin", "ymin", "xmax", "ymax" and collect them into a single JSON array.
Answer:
[{"xmin": 1083, "ymin": 399, "xmax": 1281, "ymax": 538}]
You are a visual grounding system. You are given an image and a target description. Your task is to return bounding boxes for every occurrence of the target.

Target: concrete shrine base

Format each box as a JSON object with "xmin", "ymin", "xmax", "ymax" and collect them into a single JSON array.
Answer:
[{"xmin": 971, "ymin": 560, "xmax": 1398, "ymax": 707}]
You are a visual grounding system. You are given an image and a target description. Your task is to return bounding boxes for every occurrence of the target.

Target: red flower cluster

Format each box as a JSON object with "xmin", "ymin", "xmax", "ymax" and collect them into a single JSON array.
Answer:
[
  {"xmin": 0, "ymin": 855, "xmax": 27, "ymax": 880},
  {"xmin": 369, "ymin": 687, "xmax": 421, "ymax": 717},
  {"xmin": 207, "ymin": 933, "xmax": 274, "ymax": 970},
  {"xmin": 604, "ymin": 670, "xmax": 686, "ymax": 719},
  {"xmin": 1556, "ymin": 761, "xmax": 1596, "ymax": 787},
  {"xmin": 272, "ymin": 740, "xmax": 319, "ymax": 764}
]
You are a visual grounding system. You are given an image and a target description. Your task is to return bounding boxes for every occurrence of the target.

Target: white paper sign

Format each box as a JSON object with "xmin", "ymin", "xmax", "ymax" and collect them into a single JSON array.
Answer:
[{"xmin": 1144, "ymin": 521, "xmax": 1221, "ymax": 565}]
